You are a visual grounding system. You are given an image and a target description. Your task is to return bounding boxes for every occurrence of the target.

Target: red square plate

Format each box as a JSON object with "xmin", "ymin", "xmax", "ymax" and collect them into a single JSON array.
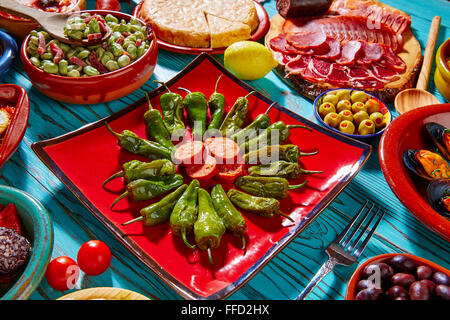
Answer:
[{"xmin": 32, "ymin": 53, "xmax": 371, "ymax": 300}]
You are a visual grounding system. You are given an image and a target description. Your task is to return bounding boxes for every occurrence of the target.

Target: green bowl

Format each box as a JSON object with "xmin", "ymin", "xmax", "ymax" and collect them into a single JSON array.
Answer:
[{"xmin": 0, "ymin": 185, "xmax": 53, "ymax": 300}]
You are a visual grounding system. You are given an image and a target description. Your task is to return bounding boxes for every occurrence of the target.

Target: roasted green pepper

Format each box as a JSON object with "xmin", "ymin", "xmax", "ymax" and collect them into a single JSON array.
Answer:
[
  {"xmin": 179, "ymin": 88, "xmax": 208, "ymax": 140},
  {"xmin": 241, "ymin": 121, "xmax": 311, "ymax": 153},
  {"xmin": 154, "ymin": 81, "xmax": 185, "ymax": 135},
  {"xmin": 194, "ymin": 188, "xmax": 226, "ymax": 265},
  {"xmin": 220, "ymin": 91, "xmax": 256, "ymax": 137},
  {"xmin": 230, "ymin": 102, "xmax": 274, "ymax": 144},
  {"xmin": 211, "ymin": 184, "xmax": 247, "ymax": 250},
  {"xmin": 243, "ymin": 144, "xmax": 318, "ymax": 164},
  {"xmin": 235, "ymin": 175, "xmax": 308, "ymax": 199},
  {"xmin": 227, "ymin": 189, "xmax": 293, "ymax": 221},
  {"xmin": 207, "ymin": 75, "xmax": 225, "ymax": 131},
  {"xmin": 122, "ymin": 184, "xmax": 187, "ymax": 226},
  {"xmin": 170, "ymin": 179, "xmax": 200, "ymax": 249},
  {"xmin": 110, "ymin": 174, "xmax": 184, "ymax": 209},
  {"xmin": 103, "ymin": 159, "xmax": 177, "ymax": 187},
  {"xmin": 105, "ymin": 123, "xmax": 172, "ymax": 160},
  {"xmin": 144, "ymin": 93, "xmax": 174, "ymax": 151},
  {"xmin": 248, "ymin": 160, "xmax": 322, "ymax": 179}
]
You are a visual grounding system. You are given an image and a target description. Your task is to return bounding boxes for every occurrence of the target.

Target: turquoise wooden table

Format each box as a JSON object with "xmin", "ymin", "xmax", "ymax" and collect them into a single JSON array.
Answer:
[{"xmin": 1, "ymin": 0, "xmax": 449, "ymax": 300}]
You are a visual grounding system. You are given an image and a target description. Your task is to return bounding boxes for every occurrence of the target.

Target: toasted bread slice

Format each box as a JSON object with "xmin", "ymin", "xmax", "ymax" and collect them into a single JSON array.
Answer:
[{"xmin": 206, "ymin": 14, "xmax": 251, "ymax": 48}]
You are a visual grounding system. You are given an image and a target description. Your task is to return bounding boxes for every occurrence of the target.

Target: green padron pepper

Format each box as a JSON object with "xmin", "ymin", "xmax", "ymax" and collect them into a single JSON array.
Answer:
[
  {"xmin": 154, "ymin": 81, "xmax": 185, "ymax": 135},
  {"xmin": 103, "ymin": 159, "xmax": 177, "ymax": 187},
  {"xmin": 144, "ymin": 93, "xmax": 174, "ymax": 151},
  {"xmin": 227, "ymin": 189, "xmax": 293, "ymax": 221},
  {"xmin": 207, "ymin": 75, "xmax": 225, "ymax": 131},
  {"xmin": 248, "ymin": 160, "xmax": 323, "ymax": 179},
  {"xmin": 122, "ymin": 184, "xmax": 187, "ymax": 226},
  {"xmin": 105, "ymin": 123, "xmax": 172, "ymax": 160},
  {"xmin": 243, "ymin": 144, "xmax": 318, "ymax": 164},
  {"xmin": 170, "ymin": 179, "xmax": 200, "ymax": 249},
  {"xmin": 230, "ymin": 102, "xmax": 274, "ymax": 144},
  {"xmin": 235, "ymin": 175, "xmax": 308, "ymax": 199},
  {"xmin": 110, "ymin": 174, "xmax": 184, "ymax": 209},
  {"xmin": 180, "ymin": 88, "xmax": 208, "ymax": 140},
  {"xmin": 219, "ymin": 91, "xmax": 256, "ymax": 137},
  {"xmin": 211, "ymin": 184, "xmax": 247, "ymax": 250},
  {"xmin": 194, "ymin": 188, "xmax": 226, "ymax": 265}
]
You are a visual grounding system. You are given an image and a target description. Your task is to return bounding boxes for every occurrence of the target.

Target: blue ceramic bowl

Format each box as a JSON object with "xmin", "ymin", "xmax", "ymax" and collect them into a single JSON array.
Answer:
[
  {"xmin": 0, "ymin": 30, "xmax": 17, "ymax": 82},
  {"xmin": 0, "ymin": 185, "xmax": 53, "ymax": 300},
  {"xmin": 313, "ymin": 88, "xmax": 392, "ymax": 141}
]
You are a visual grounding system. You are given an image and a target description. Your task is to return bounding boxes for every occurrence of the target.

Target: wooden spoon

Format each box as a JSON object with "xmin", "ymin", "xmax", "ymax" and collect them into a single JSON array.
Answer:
[
  {"xmin": 394, "ymin": 16, "xmax": 441, "ymax": 114},
  {"xmin": 0, "ymin": 0, "xmax": 111, "ymax": 46}
]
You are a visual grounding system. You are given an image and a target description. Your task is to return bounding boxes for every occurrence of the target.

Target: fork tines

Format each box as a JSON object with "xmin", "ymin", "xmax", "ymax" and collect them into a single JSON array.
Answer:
[{"xmin": 335, "ymin": 200, "xmax": 385, "ymax": 259}]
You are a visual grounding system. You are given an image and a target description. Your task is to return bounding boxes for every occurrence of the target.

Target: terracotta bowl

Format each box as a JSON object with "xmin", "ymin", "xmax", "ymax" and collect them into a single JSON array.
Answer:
[
  {"xmin": 20, "ymin": 10, "xmax": 158, "ymax": 105},
  {"xmin": 0, "ymin": 0, "xmax": 86, "ymax": 41},
  {"xmin": 345, "ymin": 253, "xmax": 450, "ymax": 300}
]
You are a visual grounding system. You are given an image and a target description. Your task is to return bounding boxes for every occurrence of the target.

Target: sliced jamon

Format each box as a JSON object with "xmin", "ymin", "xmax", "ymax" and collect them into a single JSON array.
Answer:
[
  {"xmin": 273, "ymin": 52, "xmax": 297, "ymax": 65},
  {"xmin": 353, "ymin": 77, "xmax": 385, "ymax": 90},
  {"xmin": 326, "ymin": 64, "xmax": 351, "ymax": 85},
  {"xmin": 286, "ymin": 31, "xmax": 327, "ymax": 50},
  {"xmin": 370, "ymin": 64, "xmax": 400, "ymax": 82},
  {"xmin": 348, "ymin": 66, "xmax": 371, "ymax": 80},
  {"xmin": 285, "ymin": 55, "xmax": 312, "ymax": 74},
  {"xmin": 357, "ymin": 42, "xmax": 383, "ymax": 64},
  {"xmin": 316, "ymin": 38, "xmax": 341, "ymax": 60},
  {"xmin": 380, "ymin": 46, "xmax": 407, "ymax": 72},
  {"xmin": 310, "ymin": 58, "xmax": 334, "ymax": 78},
  {"xmin": 329, "ymin": 0, "xmax": 412, "ymax": 34},
  {"xmin": 269, "ymin": 33, "xmax": 299, "ymax": 54},
  {"xmin": 336, "ymin": 40, "xmax": 362, "ymax": 65},
  {"xmin": 283, "ymin": 16, "xmax": 403, "ymax": 52}
]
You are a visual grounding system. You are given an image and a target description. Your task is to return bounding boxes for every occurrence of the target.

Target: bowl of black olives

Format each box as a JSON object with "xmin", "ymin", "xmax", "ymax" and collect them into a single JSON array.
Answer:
[
  {"xmin": 346, "ymin": 253, "xmax": 450, "ymax": 300},
  {"xmin": 313, "ymin": 88, "xmax": 392, "ymax": 141}
]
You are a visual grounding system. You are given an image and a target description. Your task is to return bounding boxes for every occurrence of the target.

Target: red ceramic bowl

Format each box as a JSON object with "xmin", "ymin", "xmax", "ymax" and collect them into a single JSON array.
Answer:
[
  {"xmin": 0, "ymin": 84, "xmax": 29, "ymax": 169},
  {"xmin": 379, "ymin": 104, "xmax": 450, "ymax": 241},
  {"xmin": 346, "ymin": 253, "xmax": 450, "ymax": 299},
  {"xmin": 20, "ymin": 10, "xmax": 158, "ymax": 105},
  {"xmin": 0, "ymin": 0, "xmax": 85, "ymax": 41}
]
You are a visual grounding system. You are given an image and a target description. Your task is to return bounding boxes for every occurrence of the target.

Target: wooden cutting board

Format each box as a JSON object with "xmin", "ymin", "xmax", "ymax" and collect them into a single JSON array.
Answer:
[{"xmin": 265, "ymin": 11, "xmax": 423, "ymax": 102}]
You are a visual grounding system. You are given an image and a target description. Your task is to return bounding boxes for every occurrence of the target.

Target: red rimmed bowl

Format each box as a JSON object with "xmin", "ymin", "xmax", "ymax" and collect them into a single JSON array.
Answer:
[
  {"xmin": 346, "ymin": 253, "xmax": 450, "ymax": 300},
  {"xmin": 20, "ymin": 10, "xmax": 158, "ymax": 105},
  {"xmin": 0, "ymin": 0, "xmax": 86, "ymax": 41},
  {"xmin": 0, "ymin": 84, "xmax": 29, "ymax": 170},
  {"xmin": 379, "ymin": 104, "xmax": 450, "ymax": 241},
  {"xmin": 313, "ymin": 88, "xmax": 392, "ymax": 141}
]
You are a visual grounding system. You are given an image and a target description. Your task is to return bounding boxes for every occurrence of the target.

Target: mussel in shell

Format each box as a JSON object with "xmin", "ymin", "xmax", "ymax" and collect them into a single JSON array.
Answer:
[
  {"xmin": 424, "ymin": 122, "xmax": 450, "ymax": 160},
  {"xmin": 426, "ymin": 179, "xmax": 450, "ymax": 218},
  {"xmin": 403, "ymin": 149, "xmax": 450, "ymax": 181}
]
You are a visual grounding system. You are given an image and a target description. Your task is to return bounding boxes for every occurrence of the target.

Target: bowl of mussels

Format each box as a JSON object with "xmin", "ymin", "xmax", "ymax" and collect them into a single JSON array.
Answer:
[{"xmin": 379, "ymin": 103, "xmax": 450, "ymax": 241}]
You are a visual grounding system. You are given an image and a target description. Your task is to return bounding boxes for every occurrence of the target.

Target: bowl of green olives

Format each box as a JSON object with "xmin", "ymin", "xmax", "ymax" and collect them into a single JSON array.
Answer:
[{"xmin": 313, "ymin": 89, "xmax": 392, "ymax": 141}]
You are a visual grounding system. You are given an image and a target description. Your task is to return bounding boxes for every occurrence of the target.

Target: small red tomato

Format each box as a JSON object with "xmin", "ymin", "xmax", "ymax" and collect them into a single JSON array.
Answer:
[
  {"xmin": 77, "ymin": 240, "xmax": 111, "ymax": 276},
  {"xmin": 95, "ymin": 0, "xmax": 121, "ymax": 11},
  {"xmin": 45, "ymin": 256, "xmax": 80, "ymax": 291}
]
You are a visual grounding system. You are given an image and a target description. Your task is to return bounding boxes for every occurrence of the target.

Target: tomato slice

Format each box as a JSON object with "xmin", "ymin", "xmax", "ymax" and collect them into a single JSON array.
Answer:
[
  {"xmin": 185, "ymin": 154, "xmax": 218, "ymax": 182},
  {"xmin": 204, "ymin": 137, "xmax": 240, "ymax": 164},
  {"xmin": 173, "ymin": 141, "xmax": 205, "ymax": 165},
  {"xmin": 215, "ymin": 163, "xmax": 244, "ymax": 184}
]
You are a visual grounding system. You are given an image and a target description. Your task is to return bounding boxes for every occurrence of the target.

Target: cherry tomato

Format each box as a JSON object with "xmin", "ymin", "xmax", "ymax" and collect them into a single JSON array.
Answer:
[
  {"xmin": 95, "ymin": 0, "xmax": 121, "ymax": 11},
  {"xmin": 45, "ymin": 256, "xmax": 80, "ymax": 291},
  {"xmin": 77, "ymin": 240, "xmax": 111, "ymax": 276}
]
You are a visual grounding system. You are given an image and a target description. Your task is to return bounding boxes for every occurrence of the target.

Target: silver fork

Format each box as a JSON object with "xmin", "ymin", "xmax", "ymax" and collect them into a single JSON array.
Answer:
[{"xmin": 295, "ymin": 200, "xmax": 386, "ymax": 300}]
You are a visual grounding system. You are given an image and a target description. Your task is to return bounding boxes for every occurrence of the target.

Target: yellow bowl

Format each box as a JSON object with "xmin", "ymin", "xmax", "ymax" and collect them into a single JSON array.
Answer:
[
  {"xmin": 57, "ymin": 287, "xmax": 150, "ymax": 300},
  {"xmin": 434, "ymin": 38, "xmax": 450, "ymax": 101}
]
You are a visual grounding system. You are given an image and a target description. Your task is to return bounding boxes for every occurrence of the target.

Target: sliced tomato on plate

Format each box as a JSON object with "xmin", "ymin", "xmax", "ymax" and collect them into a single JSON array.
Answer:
[
  {"xmin": 204, "ymin": 137, "xmax": 240, "ymax": 164},
  {"xmin": 185, "ymin": 154, "xmax": 218, "ymax": 182},
  {"xmin": 215, "ymin": 163, "xmax": 244, "ymax": 184},
  {"xmin": 173, "ymin": 141, "xmax": 205, "ymax": 165}
]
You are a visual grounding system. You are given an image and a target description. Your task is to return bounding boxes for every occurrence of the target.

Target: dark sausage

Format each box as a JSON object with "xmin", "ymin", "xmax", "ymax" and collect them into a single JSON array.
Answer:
[{"xmin": 276, "ymin": 0, "xmax": 333, "ymax": 18}]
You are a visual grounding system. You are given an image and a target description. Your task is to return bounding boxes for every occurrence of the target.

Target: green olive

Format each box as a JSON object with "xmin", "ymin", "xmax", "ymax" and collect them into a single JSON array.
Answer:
[
  {"xmin": 350, "ymin": 90, "xmax": 369, "ymax": 104},
  {"xmin": 369, "ymin": 112, "xmax": 385, "ymax": 129},
  {"xmin": 339, "ymin": 110, "xmax": 353, "ymax": 122},
  {"xmin": 351, "ymin": 101, "xmax": 367, "ymax": 114},
  {"xmin": 338, "ymin": 120, "xmax": 356, "ymax": 134},
  {"xmin": 365, "ymin": 98, "xmax": 381, "ymax": 114},
  {"xmin": 353, "ymin": 111, "xmax": 369, "ymax": 127},
  {"xmin": 318, "ymin": 102, "xmax": 336, "ymax": 119},
  {"xmin": 335, "ymin": 89, "xmax": 351, "ymax": 101},
  {"xmin": 358, "ymin": 119, "xmax": 376, "ymax": 135},
  {"xmin": 336, "ymin": 99, "xmax": 352, "ymax": 113},
  {"xmin": 323, "ymin": 112, "xmax": 341, "ymax": 128},
  {"xmin": 322, "ymin": 94, "xmax": 338, "ymax": 106}
]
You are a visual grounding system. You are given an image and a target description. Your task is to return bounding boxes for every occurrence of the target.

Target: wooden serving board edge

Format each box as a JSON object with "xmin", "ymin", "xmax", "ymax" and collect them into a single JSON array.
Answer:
[{"xmin": 265, "ymin": 13, "xmax": 423, "ymax": 103}]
